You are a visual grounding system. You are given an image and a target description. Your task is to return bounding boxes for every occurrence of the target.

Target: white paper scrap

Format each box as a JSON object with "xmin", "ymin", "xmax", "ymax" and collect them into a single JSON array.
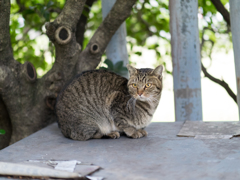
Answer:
[
  {"xmin": 54, "ymin": 160, "xmax": 78, "ymax": 172},
  {"xmin": 86, "ymin": 176, "xmax": 104, "ymax": 180},
  {"xmin": 0, "ymin": 162, "xmax": 80, "ymax": 178}
]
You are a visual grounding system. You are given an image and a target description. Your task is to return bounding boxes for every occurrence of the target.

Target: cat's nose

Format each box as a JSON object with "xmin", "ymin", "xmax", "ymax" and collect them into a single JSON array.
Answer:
[{"xmin": 138, "ymin": 90, "xmax": 144, "ymax": 96}]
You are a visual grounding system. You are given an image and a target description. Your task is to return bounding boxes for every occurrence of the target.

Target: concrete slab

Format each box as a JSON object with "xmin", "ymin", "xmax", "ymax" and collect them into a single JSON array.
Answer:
[
  {"xmin": 0, "ymin": 122, "xmax": 240, "ymax": 180},
  {"xmin": 178, "ymin": 121, "xmax": 240, "ymax": 138}
]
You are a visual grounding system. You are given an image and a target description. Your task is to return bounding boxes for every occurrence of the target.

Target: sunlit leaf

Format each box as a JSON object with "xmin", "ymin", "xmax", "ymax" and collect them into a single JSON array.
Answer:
[
  {"xmin": 135, "ymin": 51, "xmax": 142, "ymax": 56},
  {"xmin": 104, "ymin": 59, "xmax": 114, "ymax": 70}
]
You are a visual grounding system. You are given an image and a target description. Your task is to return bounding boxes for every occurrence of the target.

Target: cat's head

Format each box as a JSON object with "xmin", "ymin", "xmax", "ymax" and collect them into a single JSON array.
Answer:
[{"xmin": 127, "ymin": 64, "xmax": 163, "ymax": 102}]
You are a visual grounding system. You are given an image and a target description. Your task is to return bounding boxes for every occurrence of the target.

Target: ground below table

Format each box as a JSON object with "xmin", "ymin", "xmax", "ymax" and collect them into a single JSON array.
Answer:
[{"xmin": 0, "ymin": 122, "xmax": 240, "ymax": 180}]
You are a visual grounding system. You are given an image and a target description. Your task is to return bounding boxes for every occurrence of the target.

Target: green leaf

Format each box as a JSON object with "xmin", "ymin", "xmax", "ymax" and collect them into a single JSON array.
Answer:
[
  {"xmin": 82, "ymin": 9, "xmax": 89, "ymax": 18},
  {"xmin": 99, "ymin": 67, "xmax": 108, "ymax": 70},
  {"xmin": 114, "ymin": 61, "xmax": 124, "ymax": 71},
  {"xmin": 47, "ymin": 1, "xmax": 54, "ymax": 8},
  {"xmin": 120, "ymin": 67, "xmax": 128, "ymax": 72},
  {"xmin": 104, "ymin": 59, "xmax": 114, "ymax": 70},
  {"xmin": 135, "ymin": 51, "xmax": 142, "ymax": 56},
  {"xmin": 22, "ymin": 9, "xmax": 35, "ymax": 16},
  {"xmin": 40, "ymin": 7, "xmax": 45, "ymax": 16},
  {"xmin": 0, "ymin": 129, "xmax": 6, "ymax": 135},
  {"xmin": 43, "ymin": 11, "xmax": 50, "ymax": 21}
]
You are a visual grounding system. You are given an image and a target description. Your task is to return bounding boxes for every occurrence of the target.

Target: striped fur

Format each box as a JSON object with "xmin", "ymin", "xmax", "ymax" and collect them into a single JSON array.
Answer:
[{"xmin": 55, "ymin": 65, "xmax": 163, "ymax": 140}]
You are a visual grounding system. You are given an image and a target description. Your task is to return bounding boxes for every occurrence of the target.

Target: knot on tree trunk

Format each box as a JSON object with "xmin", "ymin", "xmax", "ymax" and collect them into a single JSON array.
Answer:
[
  {"xmin": 90, "ymin": 43, "xmax": 100, "ymax": 54},
  {"xmin": 45, "ymin": 23, "xmax": 72, "ymax": 45},
  {"xmin": 22, "ymin": 62, "xmax": 37, "ymax": 83},
  {"xmin": 55, "ymin": 26, "xmax": 72, "ymax": 45}
]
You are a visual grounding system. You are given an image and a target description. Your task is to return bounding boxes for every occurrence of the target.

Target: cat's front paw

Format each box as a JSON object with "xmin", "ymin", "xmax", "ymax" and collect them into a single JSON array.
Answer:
[
  {"xmin": 107, "ymin": 131, "xmax": 120, "ymax": 139},
  {"xmin": 131, "ymin": 131, "xmax": 144, "ymax": 139},
  {"xmin": 131, "ymin": 129, "xmax": 148, "ymax": 139},
  {"xmin": 123, "ymin": 127, "xmax": 147, "ymax": 139},
  {"xmin": 138, "ymin": 129, "xmax": 148, "ymax": 137}
]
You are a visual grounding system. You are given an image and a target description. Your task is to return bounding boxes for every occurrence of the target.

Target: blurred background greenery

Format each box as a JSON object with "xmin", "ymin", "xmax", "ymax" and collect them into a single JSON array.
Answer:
[{"xmin": 10, "ymin": 0, "xmax": 231, "ymax": 76}]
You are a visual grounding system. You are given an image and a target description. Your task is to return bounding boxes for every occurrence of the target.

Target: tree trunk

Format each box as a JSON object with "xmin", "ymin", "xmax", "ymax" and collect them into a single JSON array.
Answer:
[
  {"xmin": 0, "ymin": 0, "xmax": 137, "ymax": 148},
  {"xmin": 0, "ymin": 97, "xmax": 12, "ymax": 149}
]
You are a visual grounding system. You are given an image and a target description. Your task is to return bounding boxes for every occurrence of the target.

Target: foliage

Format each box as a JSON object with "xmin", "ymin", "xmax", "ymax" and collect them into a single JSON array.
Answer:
[
  {"xmin": 10, "ymin": 0, "xmax": 64, "ymax": 76},
  {"xmin": 9, "ymin": 0, "xmax": 231, "ymax": 76},
  {"xmin": 199, "ymin": 0, "xmax": 232, "ymax": 60},
  {"xmin": 100, "ymin": 59, "xmax": 128, "ymax": 76},
  {"xmin": 126, "ymin": 0, "xmax": 170, "ymax": 64}
]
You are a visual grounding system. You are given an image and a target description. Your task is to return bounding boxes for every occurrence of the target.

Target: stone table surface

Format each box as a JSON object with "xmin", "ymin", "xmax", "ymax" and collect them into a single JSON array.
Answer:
[{"xmin": 0, "ymin": 122, "xmax": 240, "ymax": 180}]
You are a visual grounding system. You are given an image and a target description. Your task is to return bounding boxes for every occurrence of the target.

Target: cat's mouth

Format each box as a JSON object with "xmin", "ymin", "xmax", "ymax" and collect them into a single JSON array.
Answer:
[{"xmin": 135, "ymin": 94, "xmax": 147, "ymax": 101}]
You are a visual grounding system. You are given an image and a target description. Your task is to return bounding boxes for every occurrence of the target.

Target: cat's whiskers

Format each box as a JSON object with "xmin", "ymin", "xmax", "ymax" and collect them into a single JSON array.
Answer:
[
  {"xmin": 146, "ymin": 97, "xmax": 154, "ymax": 105},
  {"xmin": 151, "ymin": 97, "xmax": 159, "ymax": 102},
  {"xmin": 145, "ymin": 98, "xmax": 151, "ymax": 104},
  {"xmin": 146, "ymin": 96, "xmax": 159, "ymax": 106}
]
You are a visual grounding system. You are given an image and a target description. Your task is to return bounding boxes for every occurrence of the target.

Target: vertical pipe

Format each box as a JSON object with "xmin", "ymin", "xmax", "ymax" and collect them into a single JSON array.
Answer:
[
  {"xmin": 102, "ymin": 0, "xmax": 129, "ymax": 78},
  {"xmin": 230, "ymin": 0, "xmax": 240, "ymax": 119},
  {"xmin": 169, "ymin": 0, "xmax": 202, "ymax": 121}
]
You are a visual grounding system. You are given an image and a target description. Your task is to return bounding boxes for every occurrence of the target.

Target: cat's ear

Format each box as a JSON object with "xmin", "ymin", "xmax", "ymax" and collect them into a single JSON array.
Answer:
[
  {"xmin": 151, "ymin": 65, "xmax": 164, "ymax": 79},
  {"xmin": 127, "ymin": 64, "xmax": 137, "ymax": 76}
]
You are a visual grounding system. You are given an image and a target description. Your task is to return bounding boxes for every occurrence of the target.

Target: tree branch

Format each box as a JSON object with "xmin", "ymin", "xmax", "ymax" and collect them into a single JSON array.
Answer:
[
  {"xmin": 54, "ymin": 0, "xmax": 87, "ymax": 30},
  {"xmin": 210, "ymin": 0, "xmax": 230, "ymax": 27},
  {"xmin": 201, "ymin": 63, "xmax": 237, "ymax": 103},
  {"xmin": 45, "ymin": 0, "xmax": 87, "ymax": 46},
  {"xmin": 38, "ymin": 0, "xmax": 88, "ymax": 117},
  {"xmin": 44, "ymin": 0, "xmax": 87, "ymax": 82},
  {"xmin": 76, "ymin": 0, "xmax": 97, "ymax": 47},
  {"xmin": 200, "ymin": 27, "xmax": 237, "ymax": 103},
  {"xmin": 77, "ymin": 0, "xmax": 137, "ymax": 73}
]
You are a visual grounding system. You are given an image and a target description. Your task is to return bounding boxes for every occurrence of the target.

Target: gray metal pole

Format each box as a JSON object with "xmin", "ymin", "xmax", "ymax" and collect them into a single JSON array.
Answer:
[
  {"xmin": 230, "ymin": 0, "xmax": 240, "ymax": 120},
  {"xmin": 102, "ymin": 0, "xmax": 129, "ymax": 78},
  {"xmin": 169, "ymin": 0, "xmax": 202, "ymax": 121}
]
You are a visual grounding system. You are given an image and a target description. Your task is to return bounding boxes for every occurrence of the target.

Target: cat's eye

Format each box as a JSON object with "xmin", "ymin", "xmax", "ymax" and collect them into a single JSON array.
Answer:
[
  {"xmin": 132, "ymin": 83, "xmax": 137, "ymax": 88},
  {"xmin": 145, "ymin": 83, "xmax": 152, "ymax": 88}
]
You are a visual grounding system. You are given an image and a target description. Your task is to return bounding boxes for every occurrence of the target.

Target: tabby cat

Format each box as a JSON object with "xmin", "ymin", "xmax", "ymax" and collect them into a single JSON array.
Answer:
[{"xmin": 55, "ymin": 64, "xmax": 163, "ymax": 140}]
